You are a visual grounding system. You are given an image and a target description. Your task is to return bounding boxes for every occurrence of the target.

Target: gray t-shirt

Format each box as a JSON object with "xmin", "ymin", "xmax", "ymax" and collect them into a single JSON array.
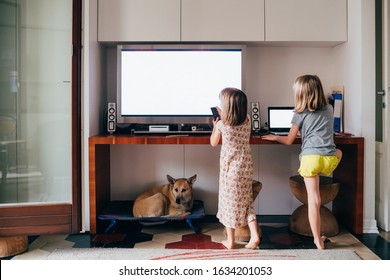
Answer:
[{"xmin": 291, "ymin": 104, "xmax": 336, "ymax": 157}]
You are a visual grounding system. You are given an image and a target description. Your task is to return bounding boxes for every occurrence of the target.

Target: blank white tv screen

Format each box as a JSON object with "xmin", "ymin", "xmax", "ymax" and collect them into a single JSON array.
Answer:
[{"xmin": 120, "ymin": 49, "xmax": 242, "ymax": 116}]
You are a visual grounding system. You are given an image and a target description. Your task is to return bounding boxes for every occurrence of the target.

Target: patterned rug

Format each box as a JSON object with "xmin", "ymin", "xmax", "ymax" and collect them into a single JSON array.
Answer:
[{"xmin": 47, "ymin": 248, "xmax": 361, "ymax": 260}]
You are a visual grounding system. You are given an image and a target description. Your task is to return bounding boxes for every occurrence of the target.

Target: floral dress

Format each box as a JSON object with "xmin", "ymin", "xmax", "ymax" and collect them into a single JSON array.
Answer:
[{"xmin": 216, "ymin": 117, "xmax": 255, "ymax": 228}]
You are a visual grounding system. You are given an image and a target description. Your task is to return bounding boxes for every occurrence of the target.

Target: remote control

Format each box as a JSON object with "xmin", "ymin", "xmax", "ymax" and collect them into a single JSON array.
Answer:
[{"xmin": 210, "ymin": 107, "xmax": 220, "ymax": 120}]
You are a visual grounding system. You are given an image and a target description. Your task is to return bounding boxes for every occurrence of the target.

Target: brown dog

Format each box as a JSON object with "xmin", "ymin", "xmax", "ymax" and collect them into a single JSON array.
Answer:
[{"xmin": 132, "ymin": 174, "xmax": 196, "ymax": 218}]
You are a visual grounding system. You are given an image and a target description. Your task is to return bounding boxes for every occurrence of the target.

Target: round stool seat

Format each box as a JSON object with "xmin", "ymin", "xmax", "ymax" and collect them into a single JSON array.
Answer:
[
  {"xmin": 224, "ymin": 180, "xmax": 262, "ymax": 242},
  {"xmin": 289, "ymin": 175, "xmax": 340, "ymax": 205},
  {"xmin": 0, "ymin": 236, "xmax": 28, "ymax": 258}
]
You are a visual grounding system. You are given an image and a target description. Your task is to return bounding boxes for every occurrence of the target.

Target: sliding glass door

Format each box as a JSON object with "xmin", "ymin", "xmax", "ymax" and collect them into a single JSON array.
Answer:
[{"xmin": 0, "ymin": 0, "xmax": 81, "ymax": 235}]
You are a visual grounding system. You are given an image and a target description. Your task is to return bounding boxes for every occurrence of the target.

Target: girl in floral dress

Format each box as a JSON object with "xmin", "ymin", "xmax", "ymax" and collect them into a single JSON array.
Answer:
[{"xmin": 210, "ymin": 88, "xmax": 260, "ymax": 250}]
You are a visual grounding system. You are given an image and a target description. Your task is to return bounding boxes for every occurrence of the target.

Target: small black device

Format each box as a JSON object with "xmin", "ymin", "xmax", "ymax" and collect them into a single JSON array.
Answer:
[{"xmin": 210, "ymin": 107, "xmax": 220, "ymax": 120}]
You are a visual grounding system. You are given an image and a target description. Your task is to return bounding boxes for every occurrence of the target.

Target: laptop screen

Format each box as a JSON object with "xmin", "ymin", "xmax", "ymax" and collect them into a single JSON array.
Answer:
[{"xmin": 268, "ymin": 107, "xmax": 294, "ymax": 133}]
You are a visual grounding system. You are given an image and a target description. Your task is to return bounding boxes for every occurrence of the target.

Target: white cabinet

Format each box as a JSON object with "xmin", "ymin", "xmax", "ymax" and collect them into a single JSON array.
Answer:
[
  {"xmin": 98, "ymin": 0, "xmax": 181, "ymax": 42},
  {"xmin": 181, "ymin": 0, "xmax": 264, "ymax": 42},
  {"xmin": 265, "ymin": 0, "xmax": 347, "ymax": 42},
  {"xmin": 97, "ymin": 0, "xmax": 347, "ymax": 44}
]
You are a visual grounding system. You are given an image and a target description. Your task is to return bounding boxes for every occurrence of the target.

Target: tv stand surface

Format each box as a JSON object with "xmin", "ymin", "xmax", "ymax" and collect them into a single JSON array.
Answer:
[
  {"xmin": 133, "ymin": 130, "xmax": 212, "ymax": 135},
  {"xmin": 89, "ymin": 134, "xmax": 364, "ymax": 235}
]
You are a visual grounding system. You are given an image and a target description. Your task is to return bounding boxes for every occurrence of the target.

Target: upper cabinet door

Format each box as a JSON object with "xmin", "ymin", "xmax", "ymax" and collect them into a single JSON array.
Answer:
[
  {"xmin": 181, "ymin": 0, "xmax": 265, "ymax": 42},
  {"xmin": 265, "ymin": 0, "xmax": 347, "ymax": 43},
  {"xmin": 98, "ymin": 0, "xmax": 181, "ymax": 42}
]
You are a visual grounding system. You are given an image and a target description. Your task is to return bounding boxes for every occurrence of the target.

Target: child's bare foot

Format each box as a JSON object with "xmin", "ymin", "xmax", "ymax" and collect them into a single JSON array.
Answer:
[
  {"xmin": 245, "ymin": 238, "xmax": 260, "ymax": 249},
  {"xmin": 221, "ymin": 239, "xmax": 234, "ymax": 249},
  {"xmin": 314, "ymin": 236, "xmax": 327, "ymax": 250}
]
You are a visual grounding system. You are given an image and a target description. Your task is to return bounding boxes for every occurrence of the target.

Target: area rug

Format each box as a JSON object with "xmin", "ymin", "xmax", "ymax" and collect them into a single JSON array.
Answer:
[{"xmin": 46, "ymin": 248, "xmax": 361, "ymax": 260}]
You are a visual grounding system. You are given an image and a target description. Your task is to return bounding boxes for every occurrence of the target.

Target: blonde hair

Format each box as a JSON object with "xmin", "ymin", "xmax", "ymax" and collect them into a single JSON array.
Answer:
[
  {"xmin": 293, "ymin": 75, "xmax": 327, "ymax": 113},
  {"xmin": 219, "ymin": 87, "xmax": 248, "ymax": 126}
]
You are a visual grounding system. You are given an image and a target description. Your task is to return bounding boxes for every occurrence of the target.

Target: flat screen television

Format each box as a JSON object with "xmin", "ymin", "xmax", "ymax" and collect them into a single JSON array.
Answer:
[{"xmin": 117, "ymin": 45, "xmax": 246, "ymax": 128}]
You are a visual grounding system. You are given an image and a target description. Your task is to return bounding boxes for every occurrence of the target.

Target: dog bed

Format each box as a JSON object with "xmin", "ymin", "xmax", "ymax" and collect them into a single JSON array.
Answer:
[{"xmin": 98, "ymin": 200, "xmax": 205, "ymax": 233}]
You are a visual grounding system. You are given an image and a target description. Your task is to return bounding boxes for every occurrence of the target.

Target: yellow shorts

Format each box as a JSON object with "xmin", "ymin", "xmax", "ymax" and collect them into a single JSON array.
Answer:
[{"xmin": 298, "ymin": 155, "xmax": 339, "ymax": 177}]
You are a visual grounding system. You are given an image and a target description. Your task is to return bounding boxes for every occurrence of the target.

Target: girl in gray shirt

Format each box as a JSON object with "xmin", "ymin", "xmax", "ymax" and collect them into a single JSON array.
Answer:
[{"xmin": 263, "ymin": 75, "xmax": 342, "ymax": 249}]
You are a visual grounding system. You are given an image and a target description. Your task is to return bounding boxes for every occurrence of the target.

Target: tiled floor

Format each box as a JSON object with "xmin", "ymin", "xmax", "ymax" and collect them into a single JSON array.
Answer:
[{"xmin": 4, "ymin": 216, "xmax": 390, "ymax": 260}]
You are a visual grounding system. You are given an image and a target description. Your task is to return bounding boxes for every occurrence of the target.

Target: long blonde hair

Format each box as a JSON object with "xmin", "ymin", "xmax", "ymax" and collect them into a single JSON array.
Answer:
[
  {"xmin": 293, "ymin": 75, "xmax": 327, "ymax": 113},
  {"xmin": 219, "ymin": 87, "xmax": 248, "ymax": 126}
]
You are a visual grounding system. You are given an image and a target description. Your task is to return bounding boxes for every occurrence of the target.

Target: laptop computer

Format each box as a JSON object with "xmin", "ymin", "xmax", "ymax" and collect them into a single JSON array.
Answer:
[{"xmin": 267, "ymin": 106, "xmax": 294, "ymax": 135}]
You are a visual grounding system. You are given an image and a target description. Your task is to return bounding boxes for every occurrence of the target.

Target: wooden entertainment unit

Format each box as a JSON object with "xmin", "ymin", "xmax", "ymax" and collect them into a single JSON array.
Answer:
[{"xmin": 89, "ymin": 134, "xmax": 364, "ymax": 234}]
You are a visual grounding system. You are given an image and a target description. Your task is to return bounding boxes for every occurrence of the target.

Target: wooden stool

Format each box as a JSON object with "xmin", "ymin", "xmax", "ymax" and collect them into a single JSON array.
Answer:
[
  {"xmin": 0, "ymin": 236, "xmax": 28, "ymax": 258},
  {"xmin": 288, "ymin": 175, "xmax": 340, "ymax": 237},
  {"xmin": 224, "ymin": 180, "xmax": 262, "ymax": 242}
]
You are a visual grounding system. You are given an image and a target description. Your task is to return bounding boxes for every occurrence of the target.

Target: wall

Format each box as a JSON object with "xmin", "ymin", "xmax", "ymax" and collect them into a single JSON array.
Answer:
[
  {"xmin": 84, "ymin": 0, "xmax": 378, "ymax": 232},
  {"xmin": 107, "ymin": 47, "xmax": 335, "ymax": 215},
  {"xmin": 332, "ymin": 0, "xmax": 377, "ymax": 233},
  {"xmin": 83, "ymin": 0, "xmax": 107, "ymax": 231}
]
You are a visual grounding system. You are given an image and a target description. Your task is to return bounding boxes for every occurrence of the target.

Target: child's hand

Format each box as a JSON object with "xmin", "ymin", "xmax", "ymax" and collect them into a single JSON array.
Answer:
[
  {"xmin": 262, "ymin": 134, "xmax": 278, "ymax": 141},
  {"xmin": 212, "ymin": 117, "xmax": 219, "ymax": 127}
]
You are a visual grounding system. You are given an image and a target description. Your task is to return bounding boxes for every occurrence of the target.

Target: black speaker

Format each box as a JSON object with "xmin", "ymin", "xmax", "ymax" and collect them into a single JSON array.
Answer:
[
  {"xmin": 107, "ymin": 102, "xmax": 116, "ymax": 134},
  {"xmin": 250, "ymin": 102, "xmax": 260, "ymax": 131}
]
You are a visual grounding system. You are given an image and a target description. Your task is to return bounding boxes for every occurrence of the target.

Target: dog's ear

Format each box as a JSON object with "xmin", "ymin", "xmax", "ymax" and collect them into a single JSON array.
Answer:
[
  {"xmin": 167, "ymin": 174, "xmax": 176, "ymax": 184},
  {"xmin": 187, "ymin": 174, "xmax": 197, "ymax": 185}
]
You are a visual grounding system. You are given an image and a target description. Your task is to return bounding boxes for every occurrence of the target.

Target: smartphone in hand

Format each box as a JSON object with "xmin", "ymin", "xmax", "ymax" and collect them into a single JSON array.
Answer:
[{"xmin": 210, "ymin": 107, "xmax": 220, "ymax": 120}]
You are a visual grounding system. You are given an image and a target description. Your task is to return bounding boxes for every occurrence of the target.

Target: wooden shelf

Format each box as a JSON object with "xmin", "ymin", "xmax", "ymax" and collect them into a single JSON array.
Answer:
[{"xmin": 89, "ymin": 134, "xmax": 364, "ymax": 234}]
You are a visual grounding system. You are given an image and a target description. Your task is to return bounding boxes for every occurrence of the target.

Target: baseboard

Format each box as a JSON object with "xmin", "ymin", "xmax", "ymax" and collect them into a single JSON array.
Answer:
[{"xmin": 363, "ymin": 218, "xmax": 379, "ymax": 233}]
